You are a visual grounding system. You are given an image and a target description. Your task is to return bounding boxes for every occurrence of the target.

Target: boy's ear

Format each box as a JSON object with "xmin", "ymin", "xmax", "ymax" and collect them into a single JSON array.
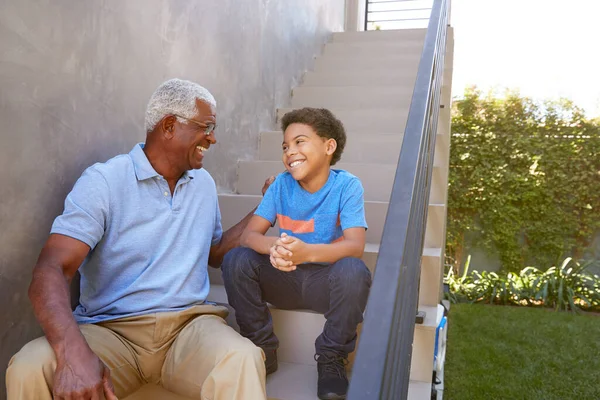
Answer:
[{"xmin": 325, "ymin": 138, "xmax": 337, "ymax": 156}]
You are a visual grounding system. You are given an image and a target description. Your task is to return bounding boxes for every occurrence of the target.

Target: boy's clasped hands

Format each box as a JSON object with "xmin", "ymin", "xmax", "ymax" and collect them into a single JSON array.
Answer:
[{"xmin": 269, "ymin": 233, "xmax": 310, "ymax": 271}]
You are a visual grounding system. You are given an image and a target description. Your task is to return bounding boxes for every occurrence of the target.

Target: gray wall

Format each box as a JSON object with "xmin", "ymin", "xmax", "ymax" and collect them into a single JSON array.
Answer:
[{"xmin": 0, "ymin": 0, "xmax": 345, "ymax": 395}]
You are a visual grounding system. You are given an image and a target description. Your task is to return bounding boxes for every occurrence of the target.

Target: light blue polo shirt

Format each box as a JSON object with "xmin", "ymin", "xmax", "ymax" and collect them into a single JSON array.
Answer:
[{"xmin": 51, "ymin": 143, "xmax": 222, "ymax": 324}]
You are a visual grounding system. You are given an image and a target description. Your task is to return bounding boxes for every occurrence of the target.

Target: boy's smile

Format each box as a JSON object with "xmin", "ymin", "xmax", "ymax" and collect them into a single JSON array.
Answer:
[{"xmin": 282, "ymin": 123, "xmax": 336, "ymax": 192}]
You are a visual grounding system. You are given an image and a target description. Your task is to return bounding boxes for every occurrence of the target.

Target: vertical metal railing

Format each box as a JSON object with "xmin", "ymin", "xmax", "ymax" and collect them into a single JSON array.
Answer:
[
  {"xmin": 348, "ymin": 0, "xmax": 449, "ymax": 398},
  {"xmin": 365, "ymin": 0, "xmax": 434, "ymax": 31}
]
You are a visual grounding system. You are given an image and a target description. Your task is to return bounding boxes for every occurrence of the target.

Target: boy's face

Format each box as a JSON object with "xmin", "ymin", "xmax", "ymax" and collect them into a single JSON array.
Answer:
[{"xmin": 282, "ymin": 123, "xmax": 336, "ymax": 182}]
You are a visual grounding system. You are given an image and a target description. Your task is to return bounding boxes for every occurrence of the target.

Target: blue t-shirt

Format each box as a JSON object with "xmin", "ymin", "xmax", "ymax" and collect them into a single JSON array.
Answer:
[
  {"xmin": 255, "ymin": 170, "xmax": 367, "ymax": 245},
  {"xmin": 51, "ymin": 143, "xmax": 222, "ymax": 324}
]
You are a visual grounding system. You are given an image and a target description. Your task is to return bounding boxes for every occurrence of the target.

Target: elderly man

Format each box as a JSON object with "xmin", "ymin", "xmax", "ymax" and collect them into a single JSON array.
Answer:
[{"xmin": 6, "ymin": 79, "xmax": 269, "ymax": 400}]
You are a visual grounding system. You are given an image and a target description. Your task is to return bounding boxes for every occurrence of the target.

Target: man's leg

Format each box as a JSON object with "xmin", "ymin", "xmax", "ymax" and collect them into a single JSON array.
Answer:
[
  {"xmin": 161, "ymin": 308, "xmax": 266, "ymax": 400},
  {"xmin": 6, "ymin": 324, "xmax": 145, "ymax": 400},
  {"xmin": 221, "ymin": 247, "xmax": 304, "ymax": 356},
  {"xmin": 303, "ymin": 257, "xmax": 372, "ymax": 399}
]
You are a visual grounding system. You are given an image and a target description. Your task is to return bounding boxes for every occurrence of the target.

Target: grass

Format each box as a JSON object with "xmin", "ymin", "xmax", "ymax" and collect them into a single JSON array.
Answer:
[{"xmin": 444, "ymin": 304, "xmax": 600, "ymax": 400}]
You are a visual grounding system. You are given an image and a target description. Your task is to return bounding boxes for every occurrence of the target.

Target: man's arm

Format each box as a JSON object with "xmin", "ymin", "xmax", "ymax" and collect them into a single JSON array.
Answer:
[
  {"xmin": 29, "ymin": 234, "xmax": 117, "ymax": 399},
  {"xmin": 208, "ymin": 207, "xmax": 256, "ymax": 267},
  {"xmin": 208, "ymin": 176, "xmax": 276, "ymax": 267}
]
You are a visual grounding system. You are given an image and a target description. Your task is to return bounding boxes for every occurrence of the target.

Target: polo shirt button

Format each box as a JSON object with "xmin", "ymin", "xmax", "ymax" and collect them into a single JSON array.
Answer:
[{"xmin": 164, "ymin": 191, "xmax": 168, "ymax": 196}]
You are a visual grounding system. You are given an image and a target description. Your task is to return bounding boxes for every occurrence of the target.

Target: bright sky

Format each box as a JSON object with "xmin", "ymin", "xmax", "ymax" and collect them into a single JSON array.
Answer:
[{"xmin": 451, "ymin": 0, "xmax": 600, "ymax": 117}]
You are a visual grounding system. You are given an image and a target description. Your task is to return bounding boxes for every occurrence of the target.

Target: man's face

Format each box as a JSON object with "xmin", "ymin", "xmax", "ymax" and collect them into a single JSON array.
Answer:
[{"xmin": 172, "ymin": 99, "xmax": 217, "ymax": 171}]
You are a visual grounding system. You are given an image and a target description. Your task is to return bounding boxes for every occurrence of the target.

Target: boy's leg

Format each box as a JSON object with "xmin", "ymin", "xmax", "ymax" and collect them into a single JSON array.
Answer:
[
  {"xmin": 303, "ymin": 257, "xmax": 371, "ymax": 399},
  {"xmin": 221, "ymin": 247, "xmax": 303, "ymax": 359},
  {"xmin": 304, "ymin": 257, "xmax": 372, "ymax": 358}
]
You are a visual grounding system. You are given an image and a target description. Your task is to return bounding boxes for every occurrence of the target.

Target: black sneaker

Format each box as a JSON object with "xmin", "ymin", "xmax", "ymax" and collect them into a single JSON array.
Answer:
[
  {"xmin": 315, "ymin": 354, "xmax": 349, "ymax": 400},
  {"xmin": 264, "ymin": 348, "xmax": 278, "ymax": 375}
]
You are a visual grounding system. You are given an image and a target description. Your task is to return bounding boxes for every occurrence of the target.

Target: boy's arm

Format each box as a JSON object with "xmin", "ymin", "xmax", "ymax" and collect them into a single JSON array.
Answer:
[
  {"xmin": 240, "ymin": 215, "xmax": 278, "ymax": 254},
  {"xmin": 241, "ymin": 216, "xmax": 296, "ymax": 271},
  {"xmin": 277, "ymin": 227, "xmax": 366, "ymax": 265},
  {"xmin": 309, "ymin": 227, "xmax": 366, "ymax": 262}
]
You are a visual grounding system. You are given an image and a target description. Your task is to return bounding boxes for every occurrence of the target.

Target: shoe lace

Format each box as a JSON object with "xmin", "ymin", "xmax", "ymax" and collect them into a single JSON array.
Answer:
[{"xmin": 314, "ymin": 354, "xmax": 348, "ymax": 378}]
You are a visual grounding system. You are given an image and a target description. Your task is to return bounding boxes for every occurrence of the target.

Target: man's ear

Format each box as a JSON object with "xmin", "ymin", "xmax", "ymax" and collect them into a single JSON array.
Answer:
[
  {"xmin": 161, "ymin": 115, "xmax": 177, "ymax": 139},
  {"xmin": 325, "ymin": 138, "xmax": 337, "ymax": 156}
]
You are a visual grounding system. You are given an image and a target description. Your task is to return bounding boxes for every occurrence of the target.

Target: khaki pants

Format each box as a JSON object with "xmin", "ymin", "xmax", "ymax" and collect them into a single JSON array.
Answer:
[{"xmin": 6, "ymin": 304, "xmax": 266, "ymax": 400}]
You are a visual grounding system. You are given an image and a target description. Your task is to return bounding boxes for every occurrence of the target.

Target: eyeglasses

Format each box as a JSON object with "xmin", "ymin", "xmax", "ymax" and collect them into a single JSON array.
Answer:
[{"xmin": 173, "ymin": 114, "xmax": 216, "ymax": 136}]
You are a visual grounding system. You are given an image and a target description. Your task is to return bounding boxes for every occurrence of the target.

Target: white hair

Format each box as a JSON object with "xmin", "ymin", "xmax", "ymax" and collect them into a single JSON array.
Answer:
[{"xmin": 145, "ymin": 78, "xmax": 217, "ymax": 132}]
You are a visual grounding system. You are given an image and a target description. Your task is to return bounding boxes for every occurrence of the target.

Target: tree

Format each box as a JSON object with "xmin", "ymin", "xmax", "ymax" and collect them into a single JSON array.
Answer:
[{"xmin": 447, "ymin": 87, "xmax": 600, "ymax": 273}]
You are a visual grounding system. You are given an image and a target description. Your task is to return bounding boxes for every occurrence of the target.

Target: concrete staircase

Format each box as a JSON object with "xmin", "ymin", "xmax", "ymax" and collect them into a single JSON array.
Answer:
[
  {"xmin": 123, "ymin": 27, "xmax": 453, "ymax": 400},
  {"xmin": 211, "ymin": 28, "xmax": 453, "ymax": 400}
]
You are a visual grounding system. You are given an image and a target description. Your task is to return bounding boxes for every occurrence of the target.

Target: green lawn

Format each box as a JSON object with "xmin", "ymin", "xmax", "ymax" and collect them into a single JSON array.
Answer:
[{"xmin": 444, "ymin": 304, "xmax": 600, "ymax": 400}]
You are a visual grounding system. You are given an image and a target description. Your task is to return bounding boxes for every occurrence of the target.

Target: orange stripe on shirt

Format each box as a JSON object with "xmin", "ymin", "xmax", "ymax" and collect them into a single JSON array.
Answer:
[{"xmin": 277, "ymin": 214, "xmax": 315, "ymax": 234}]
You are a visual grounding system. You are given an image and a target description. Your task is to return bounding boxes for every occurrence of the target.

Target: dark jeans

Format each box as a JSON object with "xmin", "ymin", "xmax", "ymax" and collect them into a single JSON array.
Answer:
[{"xmin": 221, "ymin": 247, "xmax": 372, "ymax": 359}]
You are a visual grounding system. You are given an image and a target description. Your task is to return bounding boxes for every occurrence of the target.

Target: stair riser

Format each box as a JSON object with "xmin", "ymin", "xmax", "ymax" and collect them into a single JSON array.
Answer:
[
  {"xmin": 314, "ymin": 57, "xmax": 420, "ymax": 73},
  {"xmin": 236, "ymin": 161, "xmax": 445, "ymax": 204},
  {"xmin": 291, "ymin": 86, "xmax": 414, "ymax": 109},
  {"xmin": 259, "ymin": 131, "xmax": 403, "ymax": 164},
  {"xmin": 277, "ymin": 108, "xmax": 410, "ymax": 133},
  {"xmin": 206, "ymin": 295, "xmax": 435, "ymax": 383},
  {"xmin": 302, "ymin": 70, "xmax": 418, "ymax": 87},
  {"xmin": 323, "ymin": 42, "xmax": 425, "ymax": 58},
  {"xmin": 259, "ymin": 131, "xmax": 446, "ymax": 168},
  {"xmin": 208, "ymin": 249, "xmax": 377, "ymax": 286},
  {"xmin": 332, "ymin": 29, "xmax": 427, "ymax": 43}
]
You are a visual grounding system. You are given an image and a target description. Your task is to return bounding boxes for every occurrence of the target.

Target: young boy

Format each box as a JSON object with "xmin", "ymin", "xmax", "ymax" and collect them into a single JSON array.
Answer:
[{"xmin": 221, "ymin": 108, "xmax": 371, "ymax": 400}]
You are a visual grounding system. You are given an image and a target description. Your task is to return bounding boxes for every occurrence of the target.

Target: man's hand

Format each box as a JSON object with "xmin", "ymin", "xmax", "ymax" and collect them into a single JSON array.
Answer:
[
  {"xmin": 262, "ymin": 176, "xmax": 275, "ymax": 196},
  {"xmin": 274, "ymin": 233, "xmax": 312, "ymax": 266},
  {"xmin": 53, "ymin": 342, "xmax": 118, "ymax": 400}
]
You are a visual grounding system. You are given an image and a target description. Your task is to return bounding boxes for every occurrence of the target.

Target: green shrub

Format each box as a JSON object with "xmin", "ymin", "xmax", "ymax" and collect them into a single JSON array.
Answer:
[{"xmin": 444, "ymin": 256, "xmax": 600, "ymax": 312}]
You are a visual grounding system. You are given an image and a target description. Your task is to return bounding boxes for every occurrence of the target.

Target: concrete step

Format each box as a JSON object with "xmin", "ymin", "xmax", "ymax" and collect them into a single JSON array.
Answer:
[
  {"xmin": 302, "ymin": 69, "xmax": 418, "ymax": 87},
  {"xmin": 258, "ymin": 131, "xmax": 403, "ymax": 164},
  {"xmin": 209, "ymin": 241, "xmax": 442, "ymax": 308},
  {"xmin": 207, "ymin": 284, "xmax": 443, "ymax": 383},
  {"xmin": 258, "ymin": 130, "xmax": 447, "ymax": 168},
  {"xmin": 208, "ymin": 242, "xmax": 379, "ymax": 286},
  {"xmin": 121, "ymin": 368, "xmax": 432, "ymax": 399},
  {"xmin": 291, "ymin": 85, "xmax": 414, "ymax": 109},
  {"xmin": 266, "ymin": 362, "xmax": 432, "ymax": 400},
  {"xmin": 217, "ymin": 193, "xmax": 443, "ymax": 250},
  {"xmin": 235, "ymin": 160, "xmax": 445, "ymax": 203},
  {"xmin": 314, "ymin": 55, "xmax": 420, "ymax": 73},
  {"xmin": 322, "ymin": 41, "xmax": 425, "ymax": 58},
  {"xmin": 332, "ymin": 29, "xmax": 427, "ymax": 43},
  {"xmin": 420, "ymin": 247, "xmax": 445, "ymax": 307},
  {"xmin": 267, "ymin": 362, "xmax": 432, "ymax": 400},
  {"xmin": 277, "ymin": 107, "xmax": 409, "ymax": 133}
]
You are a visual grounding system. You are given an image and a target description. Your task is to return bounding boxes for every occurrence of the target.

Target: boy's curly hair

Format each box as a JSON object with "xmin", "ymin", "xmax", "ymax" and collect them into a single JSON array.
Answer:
[{"xmin": 281, "ymin": 108, "xmax": 346, "ymax": 165}]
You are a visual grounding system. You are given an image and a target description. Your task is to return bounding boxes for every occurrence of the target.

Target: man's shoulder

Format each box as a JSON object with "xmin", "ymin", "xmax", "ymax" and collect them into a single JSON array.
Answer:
[{"xmin": 83, "ymin": 153, "xmax": 134, "ymax": 184}]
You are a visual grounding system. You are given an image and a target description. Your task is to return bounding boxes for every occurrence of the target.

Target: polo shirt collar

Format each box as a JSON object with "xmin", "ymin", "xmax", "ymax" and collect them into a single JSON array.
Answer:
[
  {"xmin": 130, "ymin": 143, "xmax": 193, "ymax": 182},
  {"xmin": 130, "ymin": 143, "xmax": 159, "ymax": 181}
]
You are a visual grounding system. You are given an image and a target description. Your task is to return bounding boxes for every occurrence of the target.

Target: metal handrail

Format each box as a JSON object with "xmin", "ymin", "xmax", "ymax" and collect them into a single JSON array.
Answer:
[
  {"xmin": 348, "ymin": 0, "xmax": 449, "ymax": 398},
  {"xmin": 365, "ymin": 0, "xmax": 433, "ymax": 30}
]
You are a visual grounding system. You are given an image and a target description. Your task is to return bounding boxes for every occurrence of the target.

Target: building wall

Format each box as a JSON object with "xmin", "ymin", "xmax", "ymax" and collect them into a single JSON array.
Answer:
[{"xmin": 0, "ymin": 0, "xmax": 345, "ymax": 395}]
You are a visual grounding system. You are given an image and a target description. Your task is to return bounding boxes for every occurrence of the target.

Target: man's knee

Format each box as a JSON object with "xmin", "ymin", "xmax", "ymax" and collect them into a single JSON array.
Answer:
[
  {"xmin": 228, "ymin": 341, "xmax": 265, "ymax": 369},
  {"xmin": 6, "ymin": 337, "xmax": 55, "ymax": 386},
  {"xmin": 222, "ymin": 247, "xmax": 259, "ymax": 279}
]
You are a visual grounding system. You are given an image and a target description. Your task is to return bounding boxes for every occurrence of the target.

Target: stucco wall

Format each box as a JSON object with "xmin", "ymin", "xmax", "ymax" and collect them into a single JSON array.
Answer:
[{"xmin": 0, "ymin": 0, "xmax": 345, "ymax": 395}]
